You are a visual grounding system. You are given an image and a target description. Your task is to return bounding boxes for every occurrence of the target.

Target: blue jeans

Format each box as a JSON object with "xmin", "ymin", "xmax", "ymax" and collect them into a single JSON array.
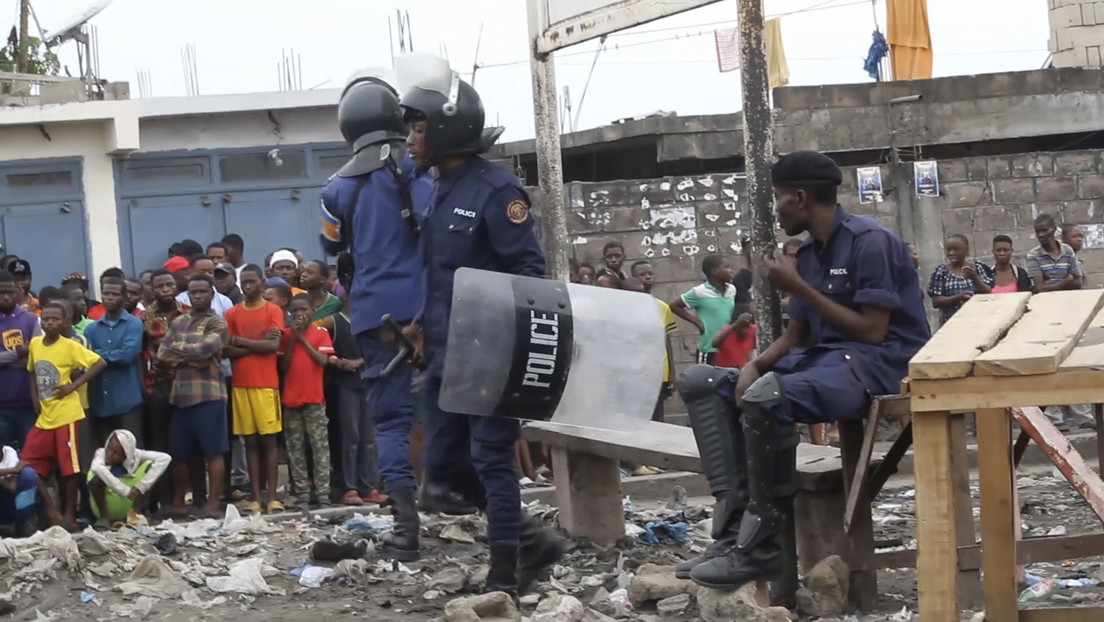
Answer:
[
  {"xmin": 0, "ymin": 407, "xmax": 35, "ymax": 452},
  {"xmin": 357, "ymin": 332, "xmax": 416, "ymax": 492}
]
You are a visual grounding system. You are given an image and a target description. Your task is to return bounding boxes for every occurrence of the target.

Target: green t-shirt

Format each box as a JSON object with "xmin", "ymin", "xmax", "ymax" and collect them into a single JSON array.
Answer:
[{"xmin": 682, "ymin": 281, "xmax": 736, "ymax": 353}]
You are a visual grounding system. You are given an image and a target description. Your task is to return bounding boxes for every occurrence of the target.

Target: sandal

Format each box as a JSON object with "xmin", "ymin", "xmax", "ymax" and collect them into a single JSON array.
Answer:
[
  {"xmin": 266, "ymin": 500, "xmax": 285, "ymax": 514},
  {"xmin": 343, "ymin": 491, "xmax": 364, "ymax": 506}
]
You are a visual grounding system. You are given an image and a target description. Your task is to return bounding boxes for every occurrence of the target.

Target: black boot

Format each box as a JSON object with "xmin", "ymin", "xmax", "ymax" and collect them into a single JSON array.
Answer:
[
  {"xmin": 517, "ymin": 517, "xmax": 565, "ymax": 594},
  {"xmin": 378, "ymin": 487, "xmax": 420, "ymax": 562},
  {"xmin": 418, "ymin": 481, "xmax": 479, "ymax": 516},
  {"xmin": 676, "ymin": 365, "xmax": 748, "ymax": 580},
  {"xmin": 484, "ymin": 544, "xmax": 519, "ymax": 597},
  {"xmin": 690, "ymin": 373, "xmax": 797, "ymax": 590}
]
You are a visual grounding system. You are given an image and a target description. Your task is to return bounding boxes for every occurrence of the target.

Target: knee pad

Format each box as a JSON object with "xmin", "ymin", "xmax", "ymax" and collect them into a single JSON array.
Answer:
[{"xmin": 680, "ymin": 365, "xmax": 744, "ymax": 498}]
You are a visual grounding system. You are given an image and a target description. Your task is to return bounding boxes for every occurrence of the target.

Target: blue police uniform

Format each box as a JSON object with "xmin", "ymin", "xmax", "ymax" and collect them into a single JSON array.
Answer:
[
  {"xmin": 419, "ymin": 155, "xmax": 545, "ymax": 545},
  {"xmin": 320, "ymin": 167, "xmax": 423, "ymax": 494},
  {"xmin": 719, "ymin": 206, "xmax": 930, "ymax": 422}
]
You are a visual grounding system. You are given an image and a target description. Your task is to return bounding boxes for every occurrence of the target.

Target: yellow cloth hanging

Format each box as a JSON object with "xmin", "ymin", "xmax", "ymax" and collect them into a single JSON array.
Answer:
[
  {"xmin": 887, "ymin": 0, "xmax": 933, "ymax": 80},
  {"xmin": 764, "ymin": 18, "xmax": 790, "ymax": 89}
]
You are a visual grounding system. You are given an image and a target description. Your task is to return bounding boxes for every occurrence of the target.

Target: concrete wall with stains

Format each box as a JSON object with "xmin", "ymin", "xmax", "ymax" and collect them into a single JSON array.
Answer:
[{"xmin": 531, "ymin": 148, "xmax": 1104, "ymax": 415}]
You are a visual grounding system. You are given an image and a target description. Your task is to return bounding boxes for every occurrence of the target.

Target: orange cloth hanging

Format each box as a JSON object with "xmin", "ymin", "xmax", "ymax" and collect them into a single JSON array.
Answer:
[
  {"xmin": 886, "ymin": 0, "xmax": 933, "ymax": 80},
  {"xmin": 765, "ymin": 18, "xmax": 790, "ymax": 90}
]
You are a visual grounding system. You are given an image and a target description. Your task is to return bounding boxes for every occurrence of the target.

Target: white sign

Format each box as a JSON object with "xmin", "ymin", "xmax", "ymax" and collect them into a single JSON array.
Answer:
[{"xmin": 533, "ymin": 0, "xmax": 722, "ymax": 54}]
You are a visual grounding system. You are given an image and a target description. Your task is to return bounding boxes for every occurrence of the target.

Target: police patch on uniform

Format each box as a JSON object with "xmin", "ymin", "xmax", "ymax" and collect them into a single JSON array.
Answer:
[
  {"xmin": 320, "ymin": 200, "xmax": 342, "ymax": 243},
  {"xmin": 506, "ymin": 200, "xmax": 529, "ymax": 224}
]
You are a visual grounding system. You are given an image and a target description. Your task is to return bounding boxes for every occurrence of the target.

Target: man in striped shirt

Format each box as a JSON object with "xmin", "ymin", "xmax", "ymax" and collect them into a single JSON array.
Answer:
[{"xmin": 1026, "ymin": 213, "xmax": 1082, "ymax": 292}]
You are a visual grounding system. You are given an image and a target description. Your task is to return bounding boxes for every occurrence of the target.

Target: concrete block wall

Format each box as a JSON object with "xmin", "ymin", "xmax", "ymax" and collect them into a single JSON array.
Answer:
[
  {"xmin": 547, "ymin": 148, "xmax": 1104, "ymax": 413},
  {"xmin": 1050, "ymin": 0, "xmax": 1104, "ymax": 67}
]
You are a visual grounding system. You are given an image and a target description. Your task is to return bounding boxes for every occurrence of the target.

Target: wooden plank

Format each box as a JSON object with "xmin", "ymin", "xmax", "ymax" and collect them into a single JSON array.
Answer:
[
  {"xmin": 1020, "ymin": 607, "xmax": 1104, "ymax": 622},
  {"xmin": 976, "ymin": 408, "xmax": 1019, "ymax": 621},
  {"xmin": 1012, "ymin": 406, "xmax": 1104, "ymax": 524},
  {"xmin": 838, "ymin": 420, "xmax": 877, "ymax": 610},
  {"xmin": 912, "ymin": 411, "xmax": 961, "ymax": 622},
  {"xmin": 908, "ymin": 293, "xmax": 1030, "ymax": 380},
  {"xmin": 975, "ymin": 290, "xmax": 1104, "ymax": 376},
  {"xmin": 911, "ymin": 371, "xmax": 1104, "ymax": 413},
  {"xmin": 550, "ymin": 448, "xmax": 624, "ymax": 544},
  {"xmin": 521, "ymin": 420, "xmax": 861, "ymax": 491},
  {"xmin": 844, "ymin": 399, "xmax": 883, "ymax": 533},
  {"xmin": 950, "ymin": 414, "xmax": 983, "ymax": 609},
  {"xmin": 867, "ymin": 421, "xmax": 912, "ymax": 497},
  {"xmin": 1059, "ymin": 307, "xmax": 1104, "ymax": 371},
  {"xmin": 878, "ymin": 532, "xmax": 1104, "ymax": 571}
]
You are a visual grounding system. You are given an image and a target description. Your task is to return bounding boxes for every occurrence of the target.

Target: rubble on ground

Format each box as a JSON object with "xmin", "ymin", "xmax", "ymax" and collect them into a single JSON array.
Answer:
[{"xmin": 1, "ymin": 471, "xmax": 1103, "ymax": 621}]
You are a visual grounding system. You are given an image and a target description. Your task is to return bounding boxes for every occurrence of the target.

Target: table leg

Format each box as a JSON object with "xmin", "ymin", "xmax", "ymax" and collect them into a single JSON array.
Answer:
[
  {"xmin": 950, "ymin": 414, "xmax": 983, "ymax": 608},
  {"xmin": 976, "ymin": 407, "xmax": 1019, "ymax": 621},
  {"xmin": 913, "ymin": 411, "xmax": 960, "ymax": 622}
]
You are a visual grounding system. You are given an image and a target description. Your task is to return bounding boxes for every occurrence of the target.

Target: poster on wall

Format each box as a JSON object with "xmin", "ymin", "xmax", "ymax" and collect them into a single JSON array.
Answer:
[
  {"xmin": 914, "ymin": 160, "xmax": 940, "ymax": 197},
  {"xmin": 856, "ymin": 167, "xmax": 883, "ymax": 204}
]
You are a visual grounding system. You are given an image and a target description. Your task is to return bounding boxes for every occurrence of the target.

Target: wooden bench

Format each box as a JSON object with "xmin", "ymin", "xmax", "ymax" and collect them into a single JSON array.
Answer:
[{"xmin": 523, "ymin": 414, "xmax": 898, "ymax": 609}]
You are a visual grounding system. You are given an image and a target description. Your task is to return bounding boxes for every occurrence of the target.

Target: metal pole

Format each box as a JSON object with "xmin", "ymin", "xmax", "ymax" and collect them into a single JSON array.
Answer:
[
  {"xmin": 738, "ymin": 0, "xmax": 782, "ymax": 348},
  {"xmin": 526, "ymin": 0, "xmax": 570, "ymax": 281}
]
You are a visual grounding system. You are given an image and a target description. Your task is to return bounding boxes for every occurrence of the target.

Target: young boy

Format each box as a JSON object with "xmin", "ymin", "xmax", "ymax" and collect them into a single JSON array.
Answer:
[
  {"xmin": 0, "ymin": 434, "xmax": 37, "ymax": 537},
  {"xmin": 223, "ymin": 265, "xmax": 284, "ymax": 514},
  {"xmin": 263, "ymin": 282, "xmax": 293, "ymax": 327},
  {"xmin": 669, "ymin": 255, "xmax": 736, "ymax": 365},
  {"xmin": 713, "ymin": 308, "xmax": 757, "ymax": 369},
  {"xmin": 279, "ymin": 294, "xmax": 335, "ymax": 507},
  {"xmin": 87, "ymin": 429, "xmax": 171, "ymax": 528},
  {"xmin": 596, "ymin": 241, "xmax": 627, "ymax": 282},
  {"xmin": 24, "ymin": 302, "xmax": 107, "ymax": 529},
  {"xmin": 625, "ymin": 275, "xmax": 678, "ymax": 423}
]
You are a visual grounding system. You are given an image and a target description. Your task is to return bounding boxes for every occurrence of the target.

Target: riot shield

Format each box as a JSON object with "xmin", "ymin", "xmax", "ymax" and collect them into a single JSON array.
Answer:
[{"xmin": 439, "ymin": 268, "xmax": 666, "ymax": 432}]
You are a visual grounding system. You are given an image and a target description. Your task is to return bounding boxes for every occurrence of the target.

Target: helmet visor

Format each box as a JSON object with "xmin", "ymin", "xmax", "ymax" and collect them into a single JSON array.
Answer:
[
  {"xmin": 394, "ymin": 52, "xmax": 460, "ymax": 113},
  {"xmin": 342, "ymin": 67, "xmax": 400, "ymax": 98}
]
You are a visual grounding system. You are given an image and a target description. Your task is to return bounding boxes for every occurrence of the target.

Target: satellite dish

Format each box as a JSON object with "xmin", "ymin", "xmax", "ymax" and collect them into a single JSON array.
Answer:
[{"xmin": 43, "ymin": 0, "xmax": 117, "ymax": 45}]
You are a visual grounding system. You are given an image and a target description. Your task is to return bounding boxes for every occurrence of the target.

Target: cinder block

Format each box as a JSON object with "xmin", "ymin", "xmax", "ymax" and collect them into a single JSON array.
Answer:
[
  {"xmin": 944, "ymin": 181, "xmax": 991, "ymax": 208},
  {"xmin": 992, "ymin": 178, "xmax": 1037, "ymax": 204},
  {"xmin": 973, "ymin": 206, "xmax": 1020, "ymax": 232},
  {"xmin": 966, "ymin": 158, "xmax": 990, "ymax": 181},
  {"xmin": 1078, "ymin": 174, "xmax": 1104, "ymax": 198},
  {"xmin": 1087, "ymin": 45, "xmax": 1103, "ymax": 65},
  {"xmin": 987, "ymin": 156, "xmax": 1013, "ymax": 179},
  {"xmin": 942, "ymin": 207, "xmax": 975, "ymax": 236},
  {"xmin": 1061, "ymin": 199, "xmax": 1100, "ymax": 223},
  {"xmin": 1055, "ymin": 151, "xmax": 1099, "ymax": 174},
  {"xmin": 938, "ymin": 159, "xmax": 969, "ymax": 182},
  {"xmin": 1083, "ymin": 2, "xmax": 1097, "ymax": 25},
  {"xmin": 1038, "ymin": 177, "xmax": 1079, "ymax": 201},
  {"xmin": 1010, "ymin": 154, "xmax": 1054, "ymax": 178},
  {"xmin": 1052, "ymin": 2, "xmax": 1084, "ymax": 28}
]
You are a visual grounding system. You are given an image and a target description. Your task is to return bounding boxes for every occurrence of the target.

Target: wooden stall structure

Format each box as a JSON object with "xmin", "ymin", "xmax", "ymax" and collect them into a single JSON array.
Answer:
[{"xmin": 910, "ymin": 289, "xmax": 1104, "ymax": 621}]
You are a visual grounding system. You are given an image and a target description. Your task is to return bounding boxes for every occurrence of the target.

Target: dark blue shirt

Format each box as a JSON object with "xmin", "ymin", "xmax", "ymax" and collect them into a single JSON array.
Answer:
[
  {"xmin": 84, "ymin": 312, "xmax": 145, "ymax": 417},
  {"xmin": 420, "ymin": 156, "xmax": 545, "ymax": 376},
  {"xmin": 786, "ymin": 207, "xmax": 930, "ymax": 394},
  {"xmin": 321, "ymin": 167, "xmax": 424, "ymax": 333}
]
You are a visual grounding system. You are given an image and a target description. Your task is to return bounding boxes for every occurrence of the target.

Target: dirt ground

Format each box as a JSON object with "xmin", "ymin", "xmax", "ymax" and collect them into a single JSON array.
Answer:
[{"xmin": 3, "ymin": 464, "xmax": 1104, "ymax": 622}]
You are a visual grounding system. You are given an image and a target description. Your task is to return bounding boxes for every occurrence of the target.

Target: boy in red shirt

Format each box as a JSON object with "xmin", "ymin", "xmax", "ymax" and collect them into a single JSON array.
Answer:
[
  {"xmin": 279, "ymin": 294, "xmax": 335, "ymax": 507},
  {"xmin": 712, "ymin": 309, "xmax": 756, "ymax": 369},
  {"xmin": 223, "ymin": 265, "xmax": 284, "ymax": 514}
]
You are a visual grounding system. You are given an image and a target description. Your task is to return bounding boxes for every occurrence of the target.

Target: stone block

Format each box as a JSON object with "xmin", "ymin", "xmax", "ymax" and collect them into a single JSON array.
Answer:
[
  {"xmin": 973, "ymin": 206, "xmax": 1020, "ymax": 232},
  {"xmin": 627, "ymin": 570, "xmax": 698, "ymax": 606},
  {"xmin": 567, "ymin": 207, "xmax": 607, "ymax": 235},
  {"xmin": 571, "ymin": 235, "xmax": 611, "ymax": 264},
  {"xmin": 1010, "ymin": 154, "xmax": 1054, "ymax": 177},
  {"xmin": 1055, "ymin": 151, "xmax": 1099, "ymax": 174},
  {"xmin": 944, "ymin": 181, "xmax": 991, "ymax": 208},
  {"xmin": 1079, "ymin": 247, "xmax": 1104, "ymax": 274},
  {"xmin": 551, "ymin": 448, "xmax": 623, "ymax": 545},
  {"xmin": 1052, "ymin": 2, "xmax": 1085, "ymax": 27},
  {"xmin": 1088, "ymin": 44, "xmax": 1103, "ymax": 65},
  {"xmin": 715, "ymin": 226, "xmax": 751, "ymax": 255},
  {"xmin": 992, "ymin": 178, "xmax": 1036, "ymax": 204},
  {"xmin": 1061, "ymin": 199, "xmax": 1101, "ymax": 224},
  {"xmin": 1079, "ymin": 174, "xmax": 1104, "ymax": 199},
  {"xmin": 604, "ymin": 205, "xmax": 651, "ymax": 234},
  {"xmin": 697, "ymin": 199, "xmax": 746, "ymax": 228},
  {"xmin": 987, "ymin": 156, "xmax": 1013, "ymax": 179},
  {"xmin": 634, "ymin": 177, "xmax": 678, "ymax": 205},
  {"xmin": 938, "ymin": 158, "xmax": 969, "ymax": 182},
  {"xmin": 974, "ymin": 228, "xmax": 1039, "ymax": 256},
  {"xmin": 942, "ymin": 207, "xmax": 974, "ymax": 235},
  {"xmin": 1038, "ymin": 176, "xmax": 1079, "ymax": 201},
  {"xmin": 966, "ymin": 157, "xmax": 990, "ymax": 181}
]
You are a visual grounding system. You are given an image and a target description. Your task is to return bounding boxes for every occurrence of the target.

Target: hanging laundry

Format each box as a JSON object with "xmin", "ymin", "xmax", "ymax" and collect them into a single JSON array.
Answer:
[
  {"xmin": 887, "ymin": 0, "xmax": 933, "ymax": 80},
  {"xmin": 864, "ymin": 30, "xmax": 889, "ymax": 80},
  {"xmin": 765, "ymin": 18, "xmax": 790, "ymax": 89},
  {"xmin": 714, "ymin": 27, "xmax": 739, "ymax": 73}
]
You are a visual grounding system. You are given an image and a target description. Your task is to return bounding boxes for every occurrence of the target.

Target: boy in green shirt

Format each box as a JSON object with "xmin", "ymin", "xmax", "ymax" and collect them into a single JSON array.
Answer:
[{"xmin": 669, "ymin": 255, "xmax": 736, "ymax": 365}]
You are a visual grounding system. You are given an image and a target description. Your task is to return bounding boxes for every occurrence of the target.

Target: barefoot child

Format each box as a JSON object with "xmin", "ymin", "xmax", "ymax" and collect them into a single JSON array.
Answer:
[
  {"xmin": 24, "ymin": 302, "xmax": 106, "ymax": 529},
  {"xmin": 88, "ymin": 429, "xmax": 171, "ymax": 528}
]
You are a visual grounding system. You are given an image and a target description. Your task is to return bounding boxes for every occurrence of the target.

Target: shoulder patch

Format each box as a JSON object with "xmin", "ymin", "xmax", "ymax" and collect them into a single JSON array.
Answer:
[{"xmin": 506, "ymin": 199, "xmax": 530, "ymax": 224}]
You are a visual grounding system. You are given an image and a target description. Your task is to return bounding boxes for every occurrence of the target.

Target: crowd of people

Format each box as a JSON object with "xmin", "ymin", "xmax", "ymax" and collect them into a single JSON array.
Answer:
[{"xmin": 0, "ymin": 237, "xmax": 385, "ymax": 534}]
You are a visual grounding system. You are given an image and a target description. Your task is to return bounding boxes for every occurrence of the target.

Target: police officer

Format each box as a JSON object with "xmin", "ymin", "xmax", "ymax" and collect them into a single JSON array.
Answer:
[
  {"xmin": 678, "ymin": 150, "xmax": 930, "ymax": 589},
  {"xmin": 319, "ymin": 73, "xmax": 424, "ymax": 562},
  {"xmin": 399, "ymin": 66, "xmax": 564, "ymax": 596}
]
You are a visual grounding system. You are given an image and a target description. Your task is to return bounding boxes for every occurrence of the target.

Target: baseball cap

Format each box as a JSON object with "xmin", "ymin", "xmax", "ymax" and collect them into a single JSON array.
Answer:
[
  {"xmin": 7, "ymin": 259, "xmax": 30, "ymax": 276},
  {"xmin": 214, "ymin": 262, "xmax": 235, "ymax": 275},
  {"xmin": 164, "ymin": 256, "xmax": 190, "ymax": 272}
]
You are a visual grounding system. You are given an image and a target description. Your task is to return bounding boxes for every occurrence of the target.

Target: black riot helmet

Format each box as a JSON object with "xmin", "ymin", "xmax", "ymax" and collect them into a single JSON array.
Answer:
[
  {"xmin": 335, "ymin": 77, "xmax": 407, "ymax": 177},
  {"xmin": 400, "ymin": 74, "xmax": 486, "ymax": 157}
]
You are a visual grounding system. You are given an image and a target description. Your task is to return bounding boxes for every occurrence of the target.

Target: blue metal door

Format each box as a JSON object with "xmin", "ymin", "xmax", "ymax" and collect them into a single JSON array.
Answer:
[
  {"xmin": 222, "ymin": 189, "xmax": 319, "ymax": 267},
  {"xmin": 0, "ymin": 201, "xmax": 90, "ymax": 292},
  {"xmin": 125, "ymin": 194, "xmax": 222, "ymax": 273}
]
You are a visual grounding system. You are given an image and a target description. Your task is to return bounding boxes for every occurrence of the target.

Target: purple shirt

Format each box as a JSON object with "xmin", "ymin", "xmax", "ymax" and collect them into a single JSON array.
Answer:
[{"xmin": 0, "ymin": 307, "xmax": 41, "ymax": 408}]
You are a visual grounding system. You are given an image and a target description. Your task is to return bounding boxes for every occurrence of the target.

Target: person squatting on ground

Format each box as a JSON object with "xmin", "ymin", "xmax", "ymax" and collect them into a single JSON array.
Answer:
[
  {"xmin": 677, "ymin": 150, "xmax": 930, "ymax": 591},
  {"xmin": 396, "ymin": 57, "xmax": 564, "ymax": 596},
  {"xmin": 88, "ymin": 429, "xmax": 171, "ymax": 528},
  {"xmin": 319, "ymin": 70, "xmax": 424, "ymax": 560}
]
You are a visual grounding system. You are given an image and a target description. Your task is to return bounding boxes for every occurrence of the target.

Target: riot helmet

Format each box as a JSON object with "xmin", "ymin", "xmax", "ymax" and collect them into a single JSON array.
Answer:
[
  {"xmin": 335, "ymin": 73, "xmax": 407, "ymax": 177},
  {"xmin": 397, "ymin": 58, "xmax": 486, "ymax": 157}
]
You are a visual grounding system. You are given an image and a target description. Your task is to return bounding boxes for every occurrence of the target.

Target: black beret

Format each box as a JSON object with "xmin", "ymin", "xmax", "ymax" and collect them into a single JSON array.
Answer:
[{"xmin": 770, "ymin": 150, "xmax": 843, "ymax": 187}]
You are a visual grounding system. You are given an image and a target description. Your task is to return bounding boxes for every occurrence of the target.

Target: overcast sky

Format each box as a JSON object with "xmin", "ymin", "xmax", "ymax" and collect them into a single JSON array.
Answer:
[{"xmin": 16, "ymin": 0, "xmax": 1051, "ymax": 141}]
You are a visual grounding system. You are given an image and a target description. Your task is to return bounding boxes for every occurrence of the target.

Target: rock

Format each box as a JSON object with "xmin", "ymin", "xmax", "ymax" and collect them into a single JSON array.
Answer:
[
  {"xmin": 627, "ymin": 572, "xmax": 697, "ymax": 606},
  {"xmin": 582, "ymin": 609, "xmax": 619, "ymax": 622},
  {"xmin": 519, "ymin": 594, "xmax": 540, "ymax": 606},
  {"xmin": 532, "ymin": 594, "xmax": 585, "ymax": 622},
  {"xmin": 635, "ymin": 563, "xmax": 675, "ymax": 576},
  {"xmin": 799, "ymin": 555, "xmax": 849, "ymax": 617},
  {"xmin": 698, "ymin": 583, "xmax": 792, "ymax": 622},
  {"xmin": 655, "ymin": 593, "xmax": 691, "ymax": 618},
  {"xmin": 429, "ymin": 566, "xmax": 468, "ymax": 594},
  {"xmin": 444, "ymin": 591, "xmax": 522, "ymax": 622},
  {"xmin": 441, "ymin": 524, "xmax": 476, "ymax": 544}
]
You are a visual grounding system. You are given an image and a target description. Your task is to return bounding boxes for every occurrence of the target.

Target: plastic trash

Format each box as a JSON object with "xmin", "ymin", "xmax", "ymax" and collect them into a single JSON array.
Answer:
[
  {"xmin": 641, "ymin": 521, "xmax": 689, "ymax": 544},
  {"xmin": 1019, "ymin": 578, "xmax": 1059, "ymax": 602},
  {"xmin": 624, "ymin": 523, "xmax": 645, "ymax": 538},
  {"xmin": 622, "ymin": 497, "xmax": 634, "ymax": 512},
  {"xmin": 79, "ymin": 591, "xmax": 96, "ymax": 603},
  {"xmin": 298, "ymin": 565, "xmax": 334, "ymax": 588},
  {"xmin": 1058, "ymin": 577, "xmax": 1097, "ymax": 589},
  {"xmin": 343, "ymin": 517, "xmax": 389, "ymax": 535}
]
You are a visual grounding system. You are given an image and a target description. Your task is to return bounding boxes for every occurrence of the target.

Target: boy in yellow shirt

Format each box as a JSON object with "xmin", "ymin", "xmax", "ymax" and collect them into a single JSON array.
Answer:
[{"xmin": 24, "ymin": 302, "xmax": 106, "ymax": 529}]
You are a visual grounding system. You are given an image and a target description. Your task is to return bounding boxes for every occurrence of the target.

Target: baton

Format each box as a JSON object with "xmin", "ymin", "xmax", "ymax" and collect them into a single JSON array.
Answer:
[{"xmin": 379, "ymin": 314, "xmax": 424, "ymax": 377}]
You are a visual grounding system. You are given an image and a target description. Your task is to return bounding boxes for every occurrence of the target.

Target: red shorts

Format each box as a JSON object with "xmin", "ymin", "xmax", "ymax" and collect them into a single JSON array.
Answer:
[{"xmin": 22, "ymin": 422, "xmax": 82, "ymax": 478}]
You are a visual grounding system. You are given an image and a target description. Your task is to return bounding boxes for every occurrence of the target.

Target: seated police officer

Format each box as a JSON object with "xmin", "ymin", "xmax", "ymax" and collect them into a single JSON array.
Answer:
[
  {"xmin": 677, "ymin": 150, "xmax": 930, "ymax": 590},
  {"xmin": 397, "ymin": 57, "xmax": 564, "ymax": 597}
]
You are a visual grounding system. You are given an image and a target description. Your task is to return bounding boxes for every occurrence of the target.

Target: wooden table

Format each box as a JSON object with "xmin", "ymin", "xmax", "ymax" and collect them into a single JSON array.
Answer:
[{"xmin": 909, "ymin": 290, "xmax": 1104, "ymax": 621}]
